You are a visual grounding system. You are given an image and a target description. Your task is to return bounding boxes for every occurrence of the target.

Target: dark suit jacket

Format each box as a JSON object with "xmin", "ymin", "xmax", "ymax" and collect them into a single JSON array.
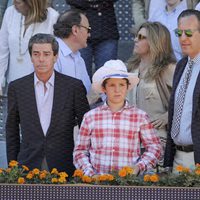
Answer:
[
  {"xmin": 164, "ymin": 57, "xmax": 200, "ymax": 167},
  {"xmin": 6, "ymin": 71, "xmax": 90, "ymax": 176},
  {"xmin": 66, "ymin": 0, "xmax": 119, "ymax": 42}
]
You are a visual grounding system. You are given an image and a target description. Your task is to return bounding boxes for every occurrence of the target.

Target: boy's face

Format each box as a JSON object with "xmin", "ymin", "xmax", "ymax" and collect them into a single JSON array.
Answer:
[{"xmin": 102, "ymin": 78, "xmax": 128, "ymax": 107}]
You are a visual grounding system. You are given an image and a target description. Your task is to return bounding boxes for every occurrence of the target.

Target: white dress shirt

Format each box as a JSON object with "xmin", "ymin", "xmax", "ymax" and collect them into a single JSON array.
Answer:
[
  {"xmin": 54, "ymin": 37, "xmax": 91, "ymax": 94},
  {"xmin": 34, "ymin": 72, "xmax": 55, "ymax": 136}
]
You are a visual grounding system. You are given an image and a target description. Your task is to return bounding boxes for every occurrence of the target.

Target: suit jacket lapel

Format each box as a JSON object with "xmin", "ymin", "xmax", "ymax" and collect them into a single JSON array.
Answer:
[{"xmin": 26, "ymin": 73, "xmax": 44, "ymax": 136}]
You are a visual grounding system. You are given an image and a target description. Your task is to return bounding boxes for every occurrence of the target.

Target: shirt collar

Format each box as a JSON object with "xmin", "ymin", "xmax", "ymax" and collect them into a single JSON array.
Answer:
[
  {"xmin": 100, "ymin": 100, "xmax": 133, "ymax": 111},
  {"xmin": 56, "ymin": 37, "xmax": 80, "ymax": 57},
  {"xmin": 34, "ymin": 71, "xmax": 55, "ymax": 87},
  {"xmin": 188, "ymin": 53, "xmax": 200, "ymax": 65}
]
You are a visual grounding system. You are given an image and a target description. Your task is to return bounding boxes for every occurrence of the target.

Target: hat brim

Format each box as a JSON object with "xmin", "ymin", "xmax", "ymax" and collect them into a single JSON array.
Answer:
[{"xmin": 92, "ymin": 73, "xmax": 139, "ymax": 94}]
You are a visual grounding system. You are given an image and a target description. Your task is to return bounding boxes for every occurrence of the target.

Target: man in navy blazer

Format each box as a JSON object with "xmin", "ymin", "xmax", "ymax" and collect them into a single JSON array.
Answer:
[
  {"xmin": 6, "ymin": 33, "xmax": 90, "ymax": 176},
  {"xmin": 164, "ymin": 9, "xmax": 200, "ymax": 172}
]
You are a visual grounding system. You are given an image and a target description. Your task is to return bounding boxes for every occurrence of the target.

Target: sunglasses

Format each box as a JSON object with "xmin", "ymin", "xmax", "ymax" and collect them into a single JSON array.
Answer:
[
  {"xmin": 79, "ymin": 24, "xmax": 91, "ymax": 33},
  {"xmin": 136, "ymin": 34, "xmax": 147, "ymax": 41},
  {"xmin": 174, "ymin": 28, "xmax": 199, "ymax": 37}
]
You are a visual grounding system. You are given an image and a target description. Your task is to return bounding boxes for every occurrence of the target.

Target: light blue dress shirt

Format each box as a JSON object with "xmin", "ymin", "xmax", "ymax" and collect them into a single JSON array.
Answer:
[
  {"xmin": 149, "ymin": 1, "xmax": 187, "ymax": 61},
  {"xmin": 173, "ymin": 54, "xmax": 200, "ymax": 145},
  {"xmin": 54, "ymin": 37, "xmax": 91, "ymax": 93}
]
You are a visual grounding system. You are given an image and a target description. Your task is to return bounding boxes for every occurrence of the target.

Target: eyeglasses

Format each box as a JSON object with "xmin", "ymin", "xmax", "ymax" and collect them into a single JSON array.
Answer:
[
  {"xmin": 136, "ymin": 34, "xmax": 147, "ymax": 41},
  {"xmin": 174, "ymin": 28, "xmax": 199, "ymax": 37},
  {"xmin": 78, "ymin": 24, "xmax": 91, "ymax": 33}
]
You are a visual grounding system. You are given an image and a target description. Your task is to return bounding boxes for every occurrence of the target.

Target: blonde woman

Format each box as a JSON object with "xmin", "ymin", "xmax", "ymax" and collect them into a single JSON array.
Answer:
[
  {"xmin": 0, "ymin": 0, "xmax": 59, "ymax": 92},
  {"xmin": 127, "ymin": 22, "xmax": 176, "ymax": 171}
]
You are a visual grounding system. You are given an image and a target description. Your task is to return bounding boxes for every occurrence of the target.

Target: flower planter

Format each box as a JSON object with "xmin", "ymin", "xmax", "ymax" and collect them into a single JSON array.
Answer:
[{"xmin": 0, "ymin": 184, "xmax": 200, "ymax": 200}]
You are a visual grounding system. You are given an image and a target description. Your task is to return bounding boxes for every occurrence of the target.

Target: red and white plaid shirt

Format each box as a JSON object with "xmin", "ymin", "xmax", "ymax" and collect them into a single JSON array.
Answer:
[{"xmin": 73, "ymin": 102, "xmax": 161, "ymax": 176}]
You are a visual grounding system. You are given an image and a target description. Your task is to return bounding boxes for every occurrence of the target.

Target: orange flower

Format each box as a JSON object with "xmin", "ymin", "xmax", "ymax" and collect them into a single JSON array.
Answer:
[
  {"xmin": 118, "ymin": 168, "xmax": 127, "ymax": 177},
  {"xmin": 59, "ymin": 172, "xmax": 68, "ymax": 178},
  {"xmin": 6, "ymin": 168, "xmax": 11, "ymax": 173},
  {"xmin": 106, "ymin": 174, "xmax": 114, "ymax": 181},
  {"xmin": 123, "ymin": 166, "xmax": 134, "ymax": 175},
  {"xmin": 26, "ymin": 172, "xmax": 34, "ymax": 179},
  {"xmin": 0, "ymin": 168, "xmax": 3, "ymax": 174},
  {"xmin": 58, "ymin": 177, "xmax": 66, "ymax": 183},
  {"xmin": 22, "ymin": 165, "xmax": 29, "ymax": 171},
  {"xmin": 195, "ymin": 169, "xmax": 200, "ymax": 175},
  {"xmin": 51, "ymin": 168, "xmax": 59, "ymax": 175},
  {"xmin": 143, "ymin": 174, "xmax": 151, "ymax": 182},
  {"xmin": 18, "ymin": 177, "xmax": 25, "ymax": 184},
  {"xmin": 73, "ymin": 169, "xmax": 84, "ymax": 178},
  {"xmin": 51, "ymin": 178, "xmax": 58, "ymax": 183},
  {"xmin": 39, "ymin": 172, "xmax": 47, "ymax": 180},
  {"xmin": 9, "ymin": 160, "xmax": 18, "ymax": 168},
  {"xmin": 196, "ymin": 163, "xmax": 200, "ymax": 168},
  {"xmin": 98, "ymin": 174, "xmax": 107, "ymax": 181},
  {"xmin": 176, "ymin": 165, "xmax": 183, "ymax": 172},
  {"xmin": 82, "ymin": 175, "xmax": 92, "ymax": 183},
  {"xmin": 150, "ymin": 174, "xmax": 159, "ymax": 183},
  {"xmin": 32, "ymin": 168, "xmax": 40, "ymax": 175}
]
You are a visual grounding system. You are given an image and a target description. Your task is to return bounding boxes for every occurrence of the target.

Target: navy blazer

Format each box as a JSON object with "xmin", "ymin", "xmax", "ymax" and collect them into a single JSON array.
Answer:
[
  {"xmin": 164, "ymin": 57, "xmax": 200, "ymax": 167},
  {"xmin": 6, "ymin": 71, "xmax": 90, "ymax": 175}
]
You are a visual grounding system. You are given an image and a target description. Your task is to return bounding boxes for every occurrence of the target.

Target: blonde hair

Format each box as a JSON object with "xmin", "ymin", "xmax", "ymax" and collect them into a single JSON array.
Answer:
[
  {"xmin": 128, "ymin": 22, "xmax": 176, "ymax": 80},
  {"xmin": 23, "ymin": 0, "xmax": 48, "ymax": 25}
]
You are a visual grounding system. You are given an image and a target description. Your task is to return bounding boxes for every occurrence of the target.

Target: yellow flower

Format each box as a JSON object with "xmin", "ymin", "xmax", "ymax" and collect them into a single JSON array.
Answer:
[
  {"xmin": 176, "ymin": 165, "xmax": 183, "ymax": 172},
  {"xmin": 51, "ymin": 178, "xmax": 58, "ymax": 183},
  {"xmin": 9, "ymin": 160, "xmax": 18, "ymax": 168},
  {"xmin": 143, "ymin": 174, "xmax": 151, "ymax": 182},
  {"xmin": 58, "ymin": 177, "xmax": 66, "ymax": 183},
  {"xmin": 59, "ymin": 172, "xmax": 68, "ymax": 178},
  {"xmin": 22, "ymin": 165, "xmax": 29, "ymax": 171},
  {"xmin": 39, "ymin": 172, "xmax": 47, "ymax": 180},
  {"xmin": 18, "ymin": 177, "xmax": 25, "ymax": 184},
  {"xmin": 73, "ymin": 169, "xmax": 84, "ymax": 178},
  {"xmin": 51, "ymin": 168, "xmax": 59, "ymax": 175},
  {"xmin": 118, "ymin": 168, "xmax": 127, "ymax": 177},
  {"xmin": 82, "ymin": 175, "xmax": 92, "ymax": 183},
  {"xmin": 150, "ymin": 174, "xmax": 159, "ymax": 183},
  {"xmin": 195, "ymin": 169, "xmax": 200, "ymax": 175},
  {"xmin": 183, "ymin": 167, "xmax": 190, "ymax": 173},
  {"xmin": 26, "ymin": 172, "xmax": 34, "ymax": 179},
  {"xmin": 32, "ymin": 168, "xmax": 40, "ymax": 175}
]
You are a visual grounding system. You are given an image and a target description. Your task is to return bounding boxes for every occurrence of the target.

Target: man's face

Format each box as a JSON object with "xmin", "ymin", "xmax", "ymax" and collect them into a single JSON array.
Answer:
[
  {"xmin": 178, "ymin": 15, "xmax": 200, "ymax": 58},
  {"xmin": 77, "ymin": 14, "xmax": 90, "ymax": 49},
  {"xmin": 31, "ymin": 43, "xmax": 57, "ymax": 80},
  {"xmin": 102, "ymin": 78, "xmax": 128, "ymax": 108}
]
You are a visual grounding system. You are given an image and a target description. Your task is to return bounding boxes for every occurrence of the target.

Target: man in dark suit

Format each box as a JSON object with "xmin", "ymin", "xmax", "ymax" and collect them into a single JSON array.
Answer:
[
  {"xmin": 6, "ymin": 33, "xmax": 90, "ymax": 176},
  {"xmin": 164, "ymin": 9, "xmax": 200, "ymax": 172}
]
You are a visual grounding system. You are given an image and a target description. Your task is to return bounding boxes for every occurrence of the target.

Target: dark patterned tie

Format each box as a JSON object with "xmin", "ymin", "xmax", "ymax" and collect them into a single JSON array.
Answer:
[{"xmin": 171, "ymin": 60, "xmax": 194, "ymax": 139}]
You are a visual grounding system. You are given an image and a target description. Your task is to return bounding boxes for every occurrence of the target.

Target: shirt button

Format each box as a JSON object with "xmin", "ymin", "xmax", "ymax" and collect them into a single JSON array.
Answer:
[{"xmin": 98, "ymin": 12, "xmax": 102, "ymax": 16}]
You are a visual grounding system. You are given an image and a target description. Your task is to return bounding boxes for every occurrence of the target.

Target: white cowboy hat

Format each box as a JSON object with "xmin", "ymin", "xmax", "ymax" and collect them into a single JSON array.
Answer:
[{"xmin": 92, "ymin": 59, "xmax": 139, "ymax": 93}]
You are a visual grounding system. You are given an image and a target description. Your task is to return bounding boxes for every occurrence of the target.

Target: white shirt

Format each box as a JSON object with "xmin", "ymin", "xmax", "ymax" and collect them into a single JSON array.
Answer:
[
  {"xmin": 195, "ymin": 2, "xmax": 200, "ymax": 10},
  {"xmin": 34, "ymin": 72, "xmax": 55, "ymax": 136},
  {"xmin": 54, "ymin": 38, "xmax": 91, "ymax": 94},
  {"xmin": 173, "ymin": 54, "xmax": 200, "ymax": 145},
  {"xmin": 0, "ymin": 6, "xmax": 59, "ymax": 86},
  {"xmin": 149, "ymin": 1, "xmax": 187, "ymax": 61}
]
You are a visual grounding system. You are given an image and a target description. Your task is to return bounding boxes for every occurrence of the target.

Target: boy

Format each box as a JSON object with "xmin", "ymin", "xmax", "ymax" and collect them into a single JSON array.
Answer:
[{"xmin": 73, "ymin": 59, "xmax": 161, "ymax": 176}]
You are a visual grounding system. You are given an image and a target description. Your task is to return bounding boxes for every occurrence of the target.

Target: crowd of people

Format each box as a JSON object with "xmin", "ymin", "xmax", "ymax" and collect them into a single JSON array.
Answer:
[{"xmin": 0, "ymin": 0, "xmax": 200, "ymax": 178}]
